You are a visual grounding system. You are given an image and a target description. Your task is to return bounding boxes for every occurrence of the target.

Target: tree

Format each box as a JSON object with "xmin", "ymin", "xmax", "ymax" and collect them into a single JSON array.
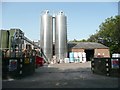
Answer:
[{"xmin": 87, "ymin": 15, "xmax": 120, "ymax": 54}]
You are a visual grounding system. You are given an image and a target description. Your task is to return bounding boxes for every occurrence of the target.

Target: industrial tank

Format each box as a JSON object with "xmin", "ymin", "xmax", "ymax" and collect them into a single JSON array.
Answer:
[
  {"xmin": 40, "ymin": 10, "xmax": 53, "ymax": 62},
  {"xmin": 55, "ymin": 11, "xmax": 67, "ymax": 61}
]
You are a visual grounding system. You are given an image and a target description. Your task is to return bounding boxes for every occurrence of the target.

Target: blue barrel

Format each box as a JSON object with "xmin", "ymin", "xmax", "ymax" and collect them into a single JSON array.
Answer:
[
  {"xmin": 77, "ymin": 58, "xmax": 80, "ymax": 62},
  {"xmin": 69, "ymin": 57, "xmax": 74, "ymax": 63},
  {"xmin": 69, "ymin": 52, "xmax": 74, "ymax": 58}
]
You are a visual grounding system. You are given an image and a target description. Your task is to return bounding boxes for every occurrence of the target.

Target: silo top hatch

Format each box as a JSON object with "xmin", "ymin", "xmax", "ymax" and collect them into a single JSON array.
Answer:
[
  {"xmin": 44, "ymin": 10, "xmax": 49, "ymax": 14},
  {"xmin": 41, "ymin": 10, "xmax": 50, "ymax": 15},
  {"xmin": 57, "ymin": 11, "xmax": 65, "ymax": 15}
]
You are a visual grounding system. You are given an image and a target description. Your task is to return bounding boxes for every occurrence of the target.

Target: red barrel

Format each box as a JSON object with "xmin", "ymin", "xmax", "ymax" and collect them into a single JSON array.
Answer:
[{"xmin": 36, "ymin": 56, "xmax": 44, "ymax": 68}]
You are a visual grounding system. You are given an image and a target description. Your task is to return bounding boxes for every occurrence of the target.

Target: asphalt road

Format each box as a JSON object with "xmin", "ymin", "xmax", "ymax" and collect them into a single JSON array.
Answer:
[{"xmin": 2, "ymin": 62, "xmax": 120, "ymax": 88}]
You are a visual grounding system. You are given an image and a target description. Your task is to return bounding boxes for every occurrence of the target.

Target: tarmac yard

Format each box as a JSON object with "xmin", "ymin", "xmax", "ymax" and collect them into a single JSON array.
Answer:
[{"xmin": 2, "ymin": 61, "xmax": 120, "ymax": 88}]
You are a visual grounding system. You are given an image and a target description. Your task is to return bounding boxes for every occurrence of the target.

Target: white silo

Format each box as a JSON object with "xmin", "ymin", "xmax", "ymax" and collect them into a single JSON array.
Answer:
[
  {"xmin": 40, "ymin": 10, "xmax": 53, "ymax": 62},
  {"xmin": 55, "ymin": 11, "xmax": 67, "ymax": 62}
]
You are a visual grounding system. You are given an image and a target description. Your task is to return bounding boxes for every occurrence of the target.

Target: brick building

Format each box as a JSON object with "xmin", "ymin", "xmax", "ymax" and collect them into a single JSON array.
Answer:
[{"xmin": 68, "ymin": 42, "xmax": 110, "ymax": 61}]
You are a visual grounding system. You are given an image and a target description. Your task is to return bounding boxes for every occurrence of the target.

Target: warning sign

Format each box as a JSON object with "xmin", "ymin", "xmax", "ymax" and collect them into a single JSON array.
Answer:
[
  {"xmin": 9, "ymin": 60, "xmax": 17, "ymax": 71},
  {"xmin": 111, "ymin": 59, "xmax": 119, "ymax": 69},
  {"xmin": 24, "ymin": 58, "xmax": 29, "ymax": 64}
]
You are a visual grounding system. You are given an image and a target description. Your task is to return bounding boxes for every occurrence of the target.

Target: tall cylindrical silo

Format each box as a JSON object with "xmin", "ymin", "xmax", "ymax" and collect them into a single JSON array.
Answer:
[
  {"xmin": 55, "ymin": 11, "xmax": 67, "ymax": 61},
  {"xmin": 40, "ymin": 10, "xmax": 53, "ymax": 62}
]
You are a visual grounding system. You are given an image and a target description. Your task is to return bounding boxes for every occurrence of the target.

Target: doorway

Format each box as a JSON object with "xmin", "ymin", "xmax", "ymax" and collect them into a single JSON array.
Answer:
[
  {"xmin": 85, "ymin": 49, "xmax": 94, "ymax": 61},
  {"xmin": 53, "ymin": 44, "xmax": 55, "ymax": 56}
]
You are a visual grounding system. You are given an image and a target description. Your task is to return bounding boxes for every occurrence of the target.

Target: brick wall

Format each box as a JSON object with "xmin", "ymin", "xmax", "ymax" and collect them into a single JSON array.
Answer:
[
  {"xmin": 71, "ymin": 48, "xmax": 110, "ymax": 58},
  {"xmin": 71, "ymin": 48, "xmax": 84, "ymax": 52},
  {"xmin": 94, "ymin": 48, "xmax": 110, "ymax": 58}
]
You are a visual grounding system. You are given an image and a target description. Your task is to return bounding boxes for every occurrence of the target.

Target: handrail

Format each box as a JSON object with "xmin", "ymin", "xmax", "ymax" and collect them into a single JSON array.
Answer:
[
  {"xmin": 22, "ymin": 36, "xmax": 49, "ymax": 63},
  {"xmin": 40, "ymin": 49, "xmax": 49, "ymax": 63}
]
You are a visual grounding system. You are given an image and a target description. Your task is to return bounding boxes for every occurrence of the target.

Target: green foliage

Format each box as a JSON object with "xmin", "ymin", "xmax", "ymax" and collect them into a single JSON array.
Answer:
[{"xmin": 87, "ymin": 15, "xmax": 120, "ymax": 54}]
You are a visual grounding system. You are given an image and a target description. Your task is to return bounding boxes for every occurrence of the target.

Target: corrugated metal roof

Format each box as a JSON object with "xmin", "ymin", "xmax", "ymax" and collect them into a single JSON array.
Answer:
[{"xmin": 72, "ymin": 42, "xmax": 109, "ymax": 49}]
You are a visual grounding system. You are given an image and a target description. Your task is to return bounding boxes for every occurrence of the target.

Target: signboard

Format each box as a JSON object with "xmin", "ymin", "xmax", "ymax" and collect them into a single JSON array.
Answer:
[
  {"xmin": 111, "ymin": 59, "xmax": 119, "ymax": 69},
  {"xmin": 29, "ymin": 58, "xmax": 32, "ymax": 63},
  {"xmin": 24, "ymin": 58, "xmax": 29, "ymax": 64},
  {"xmin": 9, "ymin": 60, "xmax": 17, "ymax": 71}
]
